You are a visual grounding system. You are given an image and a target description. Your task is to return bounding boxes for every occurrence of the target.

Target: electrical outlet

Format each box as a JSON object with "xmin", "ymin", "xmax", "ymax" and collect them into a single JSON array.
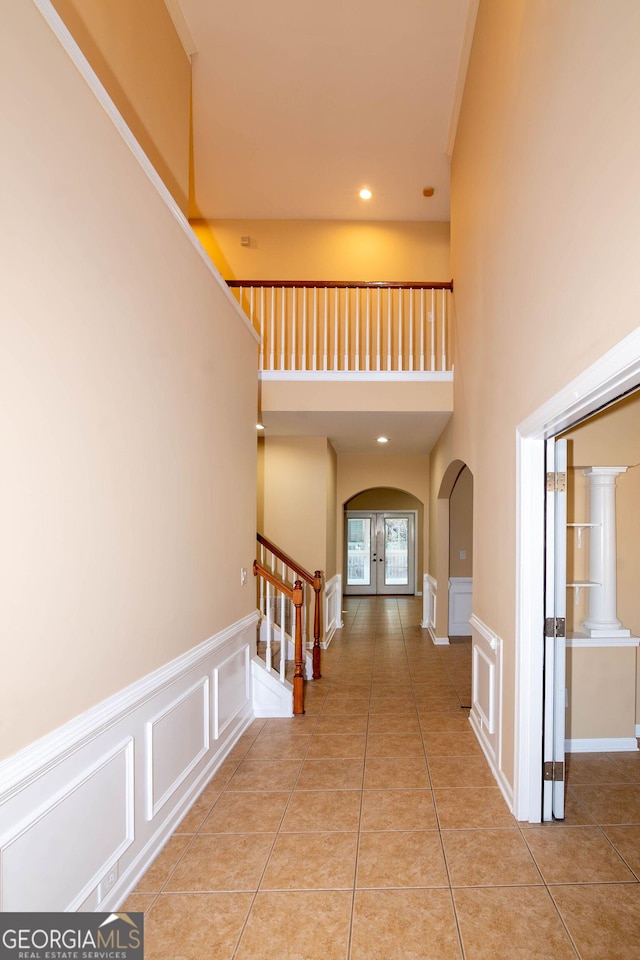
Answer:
[
  {"xmin": 98, "ymin": 864, "xmax": 118, "ymax": 902},
  {"xmin": 459, "ymin": 550, "xmax": 466, "ymax": 560},
  {"xmin": 240, "ymin": 567, "xmax": 247, "ymax": 585}
]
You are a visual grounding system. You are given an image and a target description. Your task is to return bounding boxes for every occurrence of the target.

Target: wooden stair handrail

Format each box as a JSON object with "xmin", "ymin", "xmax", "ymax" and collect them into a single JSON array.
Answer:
[
  {"xmin": 257, "ymin": 534, "xmax": 323, "ymax": 680},
  {"xmin": 253, "ymin": 560, "xmax": 305, "ymax": 715},
  {"xmin": 253, "ymin": 558, "xmax": 294, "ymax": 600},
  {"xmin": 229, "ymin": 279, "xmax": 454, "ymax": 291},
  {"xmin": 257, "ymin": 533, "xmax": 314, "ymax": 585}
]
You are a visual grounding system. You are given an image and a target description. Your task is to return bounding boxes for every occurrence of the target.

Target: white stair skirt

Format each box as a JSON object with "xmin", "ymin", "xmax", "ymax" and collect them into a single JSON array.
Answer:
[{"xmin": 251, "ymin": 657, "xmax": 293, "ymax": 718}]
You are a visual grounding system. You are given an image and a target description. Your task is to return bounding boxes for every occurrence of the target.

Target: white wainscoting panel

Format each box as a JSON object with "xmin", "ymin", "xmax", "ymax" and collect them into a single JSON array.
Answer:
[
  {"xmin": 145, "ymin": 679, "xmax": 210, "ymax": 821},
  {"xmin": 469, "ymin": 614, "xmax": 513, "ymax": 811},
  {"xmin": 0, "ymin": 612, "xmax": 258, "ymax": 913},
  {"xmin": 0, "ymin": 739, "xmax": 134, "ymax": 912},
  {"xmin": 423, "ymin": 574, "xmax": 448, "ymax": 644},
  {"xmin": 214, "ymin": 646, "xmax": 250, "ymax": 739},
  {"xmin": 324, "ymin": 574, "xmax": 343, "ymax": 647},
  {"xmin": 473, "ymin": 643, "xmax": 496, "ymax": 734},
  {"xmin": 421, "ymin": 574, "xmax": 432, "ymax": 629},
  {"xmin": 448, "ymin": 578, "xmax": 473, "ymax": 636}
]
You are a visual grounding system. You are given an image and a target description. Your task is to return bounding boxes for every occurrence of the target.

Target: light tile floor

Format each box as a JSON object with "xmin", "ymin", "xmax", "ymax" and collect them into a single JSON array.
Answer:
[{"xmin": 125, "ymin": 597, "xmax": 640, "ymax": 959}]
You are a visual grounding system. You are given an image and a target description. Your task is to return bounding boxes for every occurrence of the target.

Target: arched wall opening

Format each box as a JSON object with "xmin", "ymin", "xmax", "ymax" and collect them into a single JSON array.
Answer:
[
  {"xmin": 343, "ymin": 486, "xmax": 424, "ymax": 596},
  {"xmin": 428, "ymin": 461, "xmax": 474, "ymax": 641}
]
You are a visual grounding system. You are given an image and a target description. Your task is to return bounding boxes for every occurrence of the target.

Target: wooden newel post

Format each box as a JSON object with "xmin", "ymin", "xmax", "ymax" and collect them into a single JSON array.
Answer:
[
  {"xmin": 312, "ymin": 571, "xmax": 323, "ymax": 679},
  {"xmin": 292, "ymin": 579, "xmax": 305, "ymax": 715}
]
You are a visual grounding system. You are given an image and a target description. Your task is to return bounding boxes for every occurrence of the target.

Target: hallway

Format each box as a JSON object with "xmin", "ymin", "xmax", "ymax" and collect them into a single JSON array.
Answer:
[{"xmin": 124, "ymin": 598, "xmax": 640, "ymax": 959}]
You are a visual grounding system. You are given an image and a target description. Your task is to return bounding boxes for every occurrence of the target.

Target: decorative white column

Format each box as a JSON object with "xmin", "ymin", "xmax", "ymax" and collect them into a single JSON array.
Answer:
[{"xmin": 580, "ymin": 466, "xmax": 630, "ymax": 638}]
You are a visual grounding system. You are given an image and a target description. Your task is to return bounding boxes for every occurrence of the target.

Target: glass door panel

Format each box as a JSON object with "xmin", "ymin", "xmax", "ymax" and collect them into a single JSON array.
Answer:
[
  {"xmin": 346, "ymin": 516, "xmax": 374, "ymax": 593},
  {"xmin": 383, "ymin": 517, "xmax": 409, "ymax": 586}
]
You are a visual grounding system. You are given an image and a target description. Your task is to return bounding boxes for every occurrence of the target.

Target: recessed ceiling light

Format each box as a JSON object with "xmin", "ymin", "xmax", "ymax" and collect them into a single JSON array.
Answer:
[
  {"xmin": 256, "ymin": 423, "xmax": 265, "ymax": 430},
  {"xmin": 359, "ymin": 188, "xmax": 372, "ymax": 200},
  {"xmin": 377, "ymin": 436, "xmax": 389, "ymax": 444}
]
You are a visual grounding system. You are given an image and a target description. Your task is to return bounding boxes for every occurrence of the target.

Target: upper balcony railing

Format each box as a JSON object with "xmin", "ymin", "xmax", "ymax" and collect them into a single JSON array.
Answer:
[{"xmin": 227, "ymin": 280, "xmax": 453, "ymax": 378}]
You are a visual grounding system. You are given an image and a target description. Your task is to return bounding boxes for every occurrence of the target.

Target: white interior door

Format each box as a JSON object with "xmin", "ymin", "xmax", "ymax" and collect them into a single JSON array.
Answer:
[
  {"xmin": 345, "ymin": 512, "xmax": 416, "ymax": 595},
  {"xmin": 543, "ymin": 437, "xmax": 567, "ymax": 821}
]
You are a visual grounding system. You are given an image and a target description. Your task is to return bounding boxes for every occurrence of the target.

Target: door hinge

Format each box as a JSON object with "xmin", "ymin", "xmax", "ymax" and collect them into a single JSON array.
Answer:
[
  {"xmin": 543, "ymin": 760, "xmax": 565, "ymax": 782},
  {"xmin": 546, "ymin": 471, "xmax": 566, "ymax": 493},
  {"xmin": 545, "ymin": 617, "xmax": 566, "ymax": 638}
]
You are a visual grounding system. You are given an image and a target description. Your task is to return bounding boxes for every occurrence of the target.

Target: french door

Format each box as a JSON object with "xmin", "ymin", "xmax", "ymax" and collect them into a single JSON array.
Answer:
[
  {"xmin": 543, "ymin": 437, "xmax": 567, "ymax": 821},
  {"xmin": 344, "ymin": 511, "xmax": 416, "ymax": 595}
]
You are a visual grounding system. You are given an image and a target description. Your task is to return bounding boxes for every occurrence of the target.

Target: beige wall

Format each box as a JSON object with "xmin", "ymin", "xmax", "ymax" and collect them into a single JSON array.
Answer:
[
  {"xmin": 566, "ymin": 647, "xmax": 637, "ymax": 740},
  {"xmin": 257, "ymin": 435, "xmax": 265, "ymax": 533},
  {"xmin": 51, "ymin": 0, "xmax": 191, "ymax": 214},
  {"xmin": 192, "ymin": 219, "xmax": 451, "ymax": 282},
  {"xmin": 337, "ymin": 454, "xmax": 429, "ymax": 589},
  {"xmin": 1, "ymin": 0, "xmax": 257, "ymax": 760},
  {"xmin": 449, "ymin": 466, "xmax": 473, "ymax": 578},
  {"xmin": 260, "ymin": 437, "xmax": 336, "ymax": 577},
  {"xmin": 430, "ymin": 0, "xmax": 640, "ymax": 789}
]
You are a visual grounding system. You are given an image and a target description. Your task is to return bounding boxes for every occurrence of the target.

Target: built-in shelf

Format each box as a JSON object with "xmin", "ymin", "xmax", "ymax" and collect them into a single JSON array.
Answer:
[
  {"xmin": 567, "ymin": 580, "xmax": 601, "ymax": 604},
  {"xmin": 567, "ymin": 522, "xmax": 600, "ymax": 548}
]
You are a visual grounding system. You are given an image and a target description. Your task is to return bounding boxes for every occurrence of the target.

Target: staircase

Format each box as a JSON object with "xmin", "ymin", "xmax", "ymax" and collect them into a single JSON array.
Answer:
[{"xmin": 252, "ymin": 535, "xmax": 323, "ymax": 717}]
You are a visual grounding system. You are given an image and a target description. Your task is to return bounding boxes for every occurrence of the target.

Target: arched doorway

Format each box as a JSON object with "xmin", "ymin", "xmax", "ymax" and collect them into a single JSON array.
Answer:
[
  {"xmin": 448, "ymin": 465, "xmax": 474, "ymax": 636},
  {"xmin": 344, "ymin": 487, "xmax": 423, "ymax": 596},
  {"xmin": 431, "ymin": 461, "xmax": 474, "ymax": 640}
]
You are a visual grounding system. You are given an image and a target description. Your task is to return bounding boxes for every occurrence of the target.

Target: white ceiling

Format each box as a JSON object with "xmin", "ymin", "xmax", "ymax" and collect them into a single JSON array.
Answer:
[
  {"xmin": 261, "ymin": 410, "xmax": 452, "ymax": 455},
  {"xmin": 174, "ymin": 0, "xmax": 477, "ymax": 222}
]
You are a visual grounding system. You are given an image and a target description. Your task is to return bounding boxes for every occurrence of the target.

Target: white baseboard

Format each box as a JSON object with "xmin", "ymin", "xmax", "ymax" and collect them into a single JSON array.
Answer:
[
  {"xmin": 566, "ymin": 737, "xmax": 639, "ymax": 753},
  {"xmin": 0, "ymin": 611, "xmax": 259, "ymax": 912},
  {"xmin": 469, "ymin": 711, "xmax": 515, "ymax": 813},
  {"xmin": 430, "ymin": 631, "xmax": 450, "ymax": 646}
]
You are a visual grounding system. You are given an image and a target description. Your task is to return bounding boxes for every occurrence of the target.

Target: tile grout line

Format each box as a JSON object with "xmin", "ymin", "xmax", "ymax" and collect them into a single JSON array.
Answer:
[
  {"xmin": 405, "ymin": 612, "xmax": 469, "ymax": 960},
  {"xmin": 229, "ymin": 698, "xmax": 318, "ymax": 960}
]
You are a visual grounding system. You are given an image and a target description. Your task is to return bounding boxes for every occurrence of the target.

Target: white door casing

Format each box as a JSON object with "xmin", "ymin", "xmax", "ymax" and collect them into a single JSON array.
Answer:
[
  {"xmin": 543, "ymin": 438, "xmax": 567, "ymax": 821},
  {"xmin": 516, "ymin": 327, "xmax": 640, "ymax": 823}
]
